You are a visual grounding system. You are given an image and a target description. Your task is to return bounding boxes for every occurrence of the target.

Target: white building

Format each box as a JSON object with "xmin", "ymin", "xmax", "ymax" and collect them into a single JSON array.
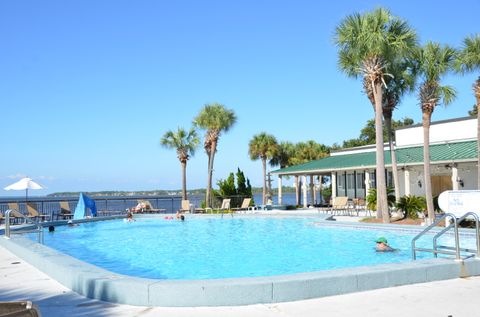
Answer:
[{"xmin": 271, "ymin": 117, "xmax": 478, "ymax": 206}]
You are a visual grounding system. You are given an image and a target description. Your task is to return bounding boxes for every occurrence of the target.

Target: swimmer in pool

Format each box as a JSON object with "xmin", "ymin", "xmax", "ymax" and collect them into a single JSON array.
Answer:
[
  {"xmin": 375, "ymin": 237, "xmax": 396, "ymax": 252},
  {"xmin": 126, "ymin": 211, "xmax": 136, "ymax": 222}
]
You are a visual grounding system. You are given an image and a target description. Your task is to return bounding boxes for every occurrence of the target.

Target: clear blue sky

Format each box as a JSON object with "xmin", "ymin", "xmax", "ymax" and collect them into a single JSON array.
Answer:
[{"xmin": 1, "ymin": 0, "xmax": 479, "ymax": 196}]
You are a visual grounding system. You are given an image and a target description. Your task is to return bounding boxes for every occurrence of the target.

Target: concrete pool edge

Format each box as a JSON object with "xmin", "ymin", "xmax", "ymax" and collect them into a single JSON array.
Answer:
[{"xmin": 1, "ymin": 234, "xmax": 480, "ymax": 307}]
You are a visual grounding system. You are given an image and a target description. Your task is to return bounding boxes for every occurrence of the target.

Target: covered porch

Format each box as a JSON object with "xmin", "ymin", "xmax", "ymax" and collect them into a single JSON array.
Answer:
[{"xmin": 272, "ymin": 140, "xmax": 478, "ymax": 207}]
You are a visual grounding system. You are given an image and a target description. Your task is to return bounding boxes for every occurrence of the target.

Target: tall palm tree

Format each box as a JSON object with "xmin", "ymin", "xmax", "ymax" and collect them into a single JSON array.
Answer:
[
  {"xmin": 160, "ymin": 127, "xmax": 199, "ymax": 200},
  {"xmin": 269, "ymin": 141, "xmax": 296, "ymax": 203},
  {"xmin": 193, "ymin": 103, "xmax": 237, "ymax": 208},
  {"xmin": 334, "ymin": 8, "xmax": 417, "ymax": 222},
  {"xmin": 380, "ymin": 60, "xmax": 417, "ymax": 202},
  {"xmin": 269, "ymin": 141, "xmax": 295, "ymax": 169},
  {"xmin": 413, "ymin": 42, "xmax": 457, "ymax": 223},
  {"xmin": 456, "ymin": 34, "xmax": 480, "ymax": 188},
  {"xmin": 249, "ymin": 133, "xmax": 278, "ymax": 204}
]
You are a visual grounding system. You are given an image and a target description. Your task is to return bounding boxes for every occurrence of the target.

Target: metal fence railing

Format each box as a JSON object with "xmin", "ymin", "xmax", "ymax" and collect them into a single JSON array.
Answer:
[{"xmin": 0, "ymin": 196, "xmax": 185, "ymax": 222}]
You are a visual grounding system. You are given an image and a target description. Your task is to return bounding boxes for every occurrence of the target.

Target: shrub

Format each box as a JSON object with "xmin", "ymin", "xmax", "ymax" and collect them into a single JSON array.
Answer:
[
  {"xmin": 395, "ymin": 195, "xmax": 426, "ymax": 219},
  {"xmin": 322, "ymin": 185, "xmax": 332, "ymax": 204},
  {"xmin": 366, "ymin": 187, "xmax": 395, "ymax": 211}
]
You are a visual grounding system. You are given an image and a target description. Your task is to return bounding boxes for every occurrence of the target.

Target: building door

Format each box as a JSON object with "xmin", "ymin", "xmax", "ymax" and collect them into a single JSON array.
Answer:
[{"xmin": 431, "ymin": 175, "xmax": 452, "ymax": 197}]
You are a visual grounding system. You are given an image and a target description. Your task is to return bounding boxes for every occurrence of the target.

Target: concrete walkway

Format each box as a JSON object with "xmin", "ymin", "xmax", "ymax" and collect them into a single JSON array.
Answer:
[{"xmin": 1, "ymin": 246, "xmax": 479, "ymax": 316}]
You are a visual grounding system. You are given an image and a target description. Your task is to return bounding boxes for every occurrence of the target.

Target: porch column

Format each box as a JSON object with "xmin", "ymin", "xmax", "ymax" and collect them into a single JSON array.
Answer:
[
  {"xmin": 302, "ymin": 175, "xmax": 308, "ymax": 208},
  {"xmin": 295, "ymin": 175, "xmax": 300, "ymax": 205},
  {"xmin": 365, "ymin": 171, "xmax": 370, "ymax": 195},
  {"xmin": 331, "ymin": 172, "xmax": 337, "ymax": 199},
  {"xmin": 452, "ymin": 165, "xmax": 459, "ymax": 190},
  {"xmin": 404, "ymin": 169, "xmax": 411, "ymax": 196},
  {"xmin": 278, "ymin": 175, "xmax": 283, "ymax": 205},
  {"xmin": 310, "ymin": 175, "xmax": 315, "ymax": 205}
]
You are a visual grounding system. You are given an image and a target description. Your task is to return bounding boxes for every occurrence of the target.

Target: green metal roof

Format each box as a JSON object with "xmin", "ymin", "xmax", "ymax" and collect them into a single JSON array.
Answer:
[{"xmin": 272, "ymin": 140, "xmax": 477, "ymax": 175}]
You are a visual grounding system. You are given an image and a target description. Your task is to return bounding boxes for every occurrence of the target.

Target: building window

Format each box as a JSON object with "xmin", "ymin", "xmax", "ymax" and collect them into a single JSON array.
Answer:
[
  {"xmin": 338, "ymin": 173, "xmax": 344, "ymax": 188},
  {"xmin": 356, "ymin": 172, "xmax": 365, "ymax": 189},
  {"xmin": 347, "ymin": 173, "xmax": 355, "ymax": 190}
]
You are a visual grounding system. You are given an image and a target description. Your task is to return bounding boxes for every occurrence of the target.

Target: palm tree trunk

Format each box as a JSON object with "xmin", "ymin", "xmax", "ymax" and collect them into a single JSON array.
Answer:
[
  {"xmin": 373, "ymin": 81, "xmax": 389, "ymax": 223},
  {"xmin": 205, "ymin": 154, "xmax": 212, "ymax": 208},
  {"xmin": 181, "ymin": 161, "xmax": 187, "ymax": 200},
  {"xmin": 206, "ymin": 141, "xmax": 217, "ymax": 209},
  {"xmin": 422, "ymin": 111, "xmax": 435, "ymax": 223},
  {"xmin": 384, "ymin": 114, "xmax": 400, "ymax": 202},
  {"xmin": 475, "ymin": 79, "xmax": 480, "ymax": 189},
  {"xmin": 262, "ymin": 158, "xmax": 267, "ymax": 204},
  {"xmin": 208, "ymin": 143, "xmax": 217, "ymax": 208}
]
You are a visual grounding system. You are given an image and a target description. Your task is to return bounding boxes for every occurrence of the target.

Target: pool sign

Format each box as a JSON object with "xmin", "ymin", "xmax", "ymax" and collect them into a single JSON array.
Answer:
[{"xmin": 438, "ymin": 190, "xmax": 480, "ymax": 218}]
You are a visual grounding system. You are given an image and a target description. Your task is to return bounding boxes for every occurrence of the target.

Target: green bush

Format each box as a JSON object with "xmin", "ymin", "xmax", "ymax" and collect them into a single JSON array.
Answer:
[
  {"xmin": 366, "ymin": 187, "xmax": 395, "ymax": 211},
  {"xmin": 395, "ymin": 195, "xmax": 426, "ymax": 219},
  {"xmin": 322, "ymin": 185, "xmax": 332, "ymax": 203}
]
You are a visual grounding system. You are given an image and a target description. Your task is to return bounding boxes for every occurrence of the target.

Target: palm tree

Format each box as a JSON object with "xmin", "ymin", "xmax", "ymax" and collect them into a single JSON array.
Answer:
[
  {"xmin": 412, "ymin": 42, "xmax": 457, "ymax": 223},
  {"xmin": 249, "ymin": 133, "xmax": 278, "ymax": 204},
  {"xmin": 269, "ymin": 141, "xmax": 295, "ymax": 169},
  {"xmin": 383, "ymin": 60, "xmax": 417, "ymax": 202},
  {"xmin": 289, "ymin": 141, "xmax": 329, "ymax": 166},
  {"xmin": 160, "ymin": 127, "xmax": 199, "ymax": 200},
  {"xmin": 456, "ymin": 34, "xmax": 480, "ymax": 188},
  {"xmin": 193, "ymin": 103, "xmax": 237, "ymax": 208},
  {"xmin": 334, "ymin": 8, "xmax": 417, "ymax": 222}
]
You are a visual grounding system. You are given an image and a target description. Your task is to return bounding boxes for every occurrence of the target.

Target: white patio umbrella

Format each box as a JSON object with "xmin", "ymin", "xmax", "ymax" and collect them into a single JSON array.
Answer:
[{"xmin": 4, "ymin": 177, "xmax": 44, "ymax": 202}]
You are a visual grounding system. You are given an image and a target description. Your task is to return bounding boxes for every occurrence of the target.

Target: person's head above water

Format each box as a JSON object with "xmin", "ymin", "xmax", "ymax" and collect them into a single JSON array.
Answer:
[{"xmin": 375, "ymin": 237, "xmax": 395, "ymax": 252}]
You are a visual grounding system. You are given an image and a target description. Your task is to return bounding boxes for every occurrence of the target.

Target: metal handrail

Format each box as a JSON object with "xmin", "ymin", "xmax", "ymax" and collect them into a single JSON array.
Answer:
[
  {"xmin": 412, "ymin": 212, "xmax": 480, "ymax": 261},
  {"xmin": 433, "ymin": 212, "xmax": 480, "ymax": 259},
  {"xmin": 4, "ymin": 209, "xmax": 44, "ymax": 244},
  {"xmin": 411, "ymin": 213, "xmax": 458, "ymax": 260}
]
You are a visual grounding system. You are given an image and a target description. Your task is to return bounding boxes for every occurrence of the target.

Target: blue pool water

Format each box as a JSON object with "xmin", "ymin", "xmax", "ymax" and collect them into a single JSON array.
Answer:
[{"xmin": 31, "ymin": 217, "xmax": 472, "ymax": 280}]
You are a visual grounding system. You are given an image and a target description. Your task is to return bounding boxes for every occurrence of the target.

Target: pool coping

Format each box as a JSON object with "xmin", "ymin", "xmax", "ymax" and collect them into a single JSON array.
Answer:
[{"xmin": 1, "ymin": 215, "xmax": 480, "ymax": 307}]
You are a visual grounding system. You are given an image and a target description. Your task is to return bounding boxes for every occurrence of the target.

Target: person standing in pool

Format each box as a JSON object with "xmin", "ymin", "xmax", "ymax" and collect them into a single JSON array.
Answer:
[
  {"xmin": 375, "ymin": 237, "xmax": 396, "ymax": 252},
  {"xmin": 126, "ymin": 211, "xmax": 135, "ymax": 222}
]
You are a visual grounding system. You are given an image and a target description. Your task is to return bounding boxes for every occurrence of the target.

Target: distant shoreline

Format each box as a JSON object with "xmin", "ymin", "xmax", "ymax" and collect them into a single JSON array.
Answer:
[{"xmin": 47, "ymin": 187, "xmax": 297, "ymax": 197}]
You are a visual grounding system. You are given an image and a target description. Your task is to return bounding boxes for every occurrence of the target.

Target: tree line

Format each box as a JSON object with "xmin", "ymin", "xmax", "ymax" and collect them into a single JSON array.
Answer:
[
  {"xmin": 161, "ymin": 8, "xmax": 479, "ymax": 216},
  {"xmin": 334, "ymin": 7, "xmax": 479, "ymax": 223}
]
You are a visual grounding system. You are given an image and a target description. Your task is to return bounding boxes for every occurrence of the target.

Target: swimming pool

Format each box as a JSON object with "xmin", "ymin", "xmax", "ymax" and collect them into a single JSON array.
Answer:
[
  {"xmin": 31, "ymin": 216, "xmax": 473, "ymax": 280},
  {"xmin": 4, "ymin": 214, "xmax": 479, "ymax": 306}
]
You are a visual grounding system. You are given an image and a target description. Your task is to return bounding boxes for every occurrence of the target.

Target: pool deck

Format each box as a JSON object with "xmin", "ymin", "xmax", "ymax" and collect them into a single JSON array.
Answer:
[{"xmin": 1, "ymin": 244, "xmax": 479, "ymax": 317}]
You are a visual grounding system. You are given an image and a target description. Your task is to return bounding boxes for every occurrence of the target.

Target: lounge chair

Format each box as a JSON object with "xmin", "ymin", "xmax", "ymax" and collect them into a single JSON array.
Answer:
[
  {"xmin": 353, "ymin": 198, "xmax": 370, "ymax": 216},
  {"xmin": 58, "ymin": 201, "xmax": 74, "ymax": 220},
  {"xmin": 330, "ymin": 196, "xmax": 349, "ymax": 215},
  {"xmin": 232, "ymin": 198, "xmax": 252, "ymax": 213},
  {"xmin": 179, "ymin": 200, "xmax": 204, "ymax": 213},
  {"xmin": 141, "ymin": 200, "xmax": 166, "ymax": 213},
  {"xmin": 7, "ymin": 203, "xmax": 27, "ymax": 224},
  {"xmin": 205, "ymin": 199, "xmax": 231, "ymax": 214},
  {"xmin": 26, "ymin": 202, "xmax": 49, "ymax": 222}
]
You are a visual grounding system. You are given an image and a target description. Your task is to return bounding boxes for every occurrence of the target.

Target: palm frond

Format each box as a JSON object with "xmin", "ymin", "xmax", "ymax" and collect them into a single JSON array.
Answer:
[
  {"xmin": 439, "ymin": 85, "xmax": 457, "ymax": 106},
  {"xmin": 455, "ymin": 34, "xmax": 480, "ymax": 73}
]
